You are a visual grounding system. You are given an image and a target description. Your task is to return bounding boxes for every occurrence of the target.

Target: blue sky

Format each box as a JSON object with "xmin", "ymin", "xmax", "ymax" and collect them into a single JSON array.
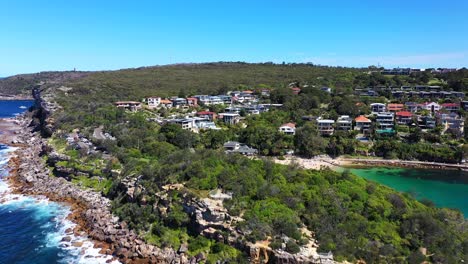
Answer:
[{"xmin": 1, "ymin": 0, "xmax": 467, "ymax": 76}]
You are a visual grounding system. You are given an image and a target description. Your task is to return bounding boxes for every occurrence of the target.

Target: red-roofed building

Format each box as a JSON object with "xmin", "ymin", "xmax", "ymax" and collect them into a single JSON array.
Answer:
[
  {"xmin": 387, "ymin": 103, "xmax": 404, "ymax": 112},
  {"xmin": 354, "ymin": 115, "xmax": 372, "ymax": 134},
  {"xmin": 279, "ymin": 123, "xmax": 296, "ymax": 135},
  {"xmin": 291, "ymin": 87, "xmax": 301, "ymax": 95},
  {"xmin": 396, "ymin": 111, "xmax": 413, "ymax": 125},
  {"xmin": 186, "ymin": 97, "xmax": 198, "ymax": 107},
  {"xmin": 196, "ymin": 111, "xmax": 217, "ymax": 121},
  {"xmin": 441, "ymin": 103, "xmax": 460, "ymax": 112}
]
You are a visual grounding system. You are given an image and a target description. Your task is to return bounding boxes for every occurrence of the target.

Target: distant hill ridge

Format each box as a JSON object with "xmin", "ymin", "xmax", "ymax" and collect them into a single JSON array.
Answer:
[{"xmin": 0, "ymin": 62, "xmax": 364, "ymax": 98}]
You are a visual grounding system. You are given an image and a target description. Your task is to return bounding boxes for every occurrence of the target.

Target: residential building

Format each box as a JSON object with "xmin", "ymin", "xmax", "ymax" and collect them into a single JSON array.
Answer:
[
  {"xmin": 196, "ymin": 111, "xmax": 217, "ymax": 121},
  {"xmin": 418, "ymin": 116, "xmax": 436, "ymax": 129},
  {"xmin": 387, "ymin": 103, "xmax": 404, "ymax": 112},
  {"xmin": 441, "ymin": 103, "xmax": 460, "ymax": 113},
  {"xmin": 171, "ymin": 98, "xmax": 188, "ymax": 108},
  {"xmin": 370, "ymin": 103, "xmax": 386, "ymax": 114},
  {"xmin": 395, "ymin": 111, "xmax": 413, "ymax": 125},
  {"xmin": 420, "ymin": 102, "xmax": 440, "ymax": 113},
  {"xmin": 278, "ymin": 123, "xmax": 296, "ymax": 135},
  {"xmin": 405, "ymin": 102, "xmax": 419, "ymax": 113},
  {"xmin": 147, "ymin": 97, "xmax": 161, "ymax": 109},
  {"xmin": 167, "ymin": 118, "xmax": 195, "ymax": 130},
  {"xmin": 261, "ymin": 89, "xmax": 271, "ymax": 97},
  {"xmin": 376, "ymin": 112, "xmax": 394, "ymax": 130},
  {"xmin": 114, "ymin": 101, "xmax": 142, "ymax": 112},
  {"xmin": 186, "ymin": 97, "xmax": 198, "ymax": 107},
  {"xmin": 225, "ymin": 107, "xmax": 241, "ymax": 114},
  {"xmin": 461, "ymin": 101, "xmax": 468, "ymax": 111},
  {"xmin": 220, "ymin": 113, "xmax": 240, "ymax": 125},
  {"xmin": 354, "ymin": 115, "xmax": 372, "ymax": 134},
  {"xmin": 437, "ymin": 113, "xmax": 464, "ymax": 137},
  {"xmin": 223, "ymin": 141, "xmax": 258, "ymax": 156},
  {"xmin": 336, "ymin": 115, "xmax": 353, "ymax": 131},
  {"xmin": 160, "ymin": 99, "xmax": 173, "ymax": 108},
  {"xmin": 317, "ymin": 119, "xmax": 335, "ymax": 136}
]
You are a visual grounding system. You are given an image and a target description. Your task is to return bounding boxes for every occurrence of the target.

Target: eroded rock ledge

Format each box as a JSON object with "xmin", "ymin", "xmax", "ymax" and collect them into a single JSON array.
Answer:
[{"xmin": 7, "ymin": 115, "xmax": 193, "ymax": 263}]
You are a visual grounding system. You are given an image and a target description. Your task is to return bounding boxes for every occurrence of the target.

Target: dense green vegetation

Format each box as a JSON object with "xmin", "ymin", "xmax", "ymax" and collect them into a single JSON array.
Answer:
[{"xmin": 16, "ymin": 63, "xmax": 468, "ymax": 262}]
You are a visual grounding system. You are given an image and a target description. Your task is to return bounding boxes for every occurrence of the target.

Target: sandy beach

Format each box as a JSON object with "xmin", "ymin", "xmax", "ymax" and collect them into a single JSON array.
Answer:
[{"xmin": 272, "ymin": 155, "xmax": 348, "ymax": 170}]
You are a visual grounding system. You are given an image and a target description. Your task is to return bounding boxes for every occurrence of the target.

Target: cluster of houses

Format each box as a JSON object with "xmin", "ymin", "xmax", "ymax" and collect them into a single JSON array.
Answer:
[
  {"xmin": 380, "ymin": 68, "xmax": 458, "ymax": 75},
  {"xmin": 355, "ymin": 85, "xmax": 465, "ymax": 99},
  {"xmin": 114, "ymin": 90, "xmax": 285, "ymax": 133},
  {"xmin": 274, "ymin": 100, "xmax": 465, "ymax": 139}
]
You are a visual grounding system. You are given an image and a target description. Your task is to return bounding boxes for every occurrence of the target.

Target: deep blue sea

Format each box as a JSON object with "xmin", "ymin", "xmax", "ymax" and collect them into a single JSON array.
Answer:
[
  {"xmin": 0, "ymin": 100, "xmax": 34, "ymax": 118},
  {"xmin": 0, "ymin": 101, "xmax": 118, "ymax": 264}
]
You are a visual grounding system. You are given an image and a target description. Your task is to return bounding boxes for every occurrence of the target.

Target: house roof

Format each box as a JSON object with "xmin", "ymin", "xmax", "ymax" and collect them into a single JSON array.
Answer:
[
  {"xmin": 242, "ymin": 90, "xmax": 254, "ymax": 94},
  {"xmin": 115, "ymin": 101, "xmax": 141, "ymax": 105},
  {"xmin": 355, "ymin": 115, "xmax": 371, "ymax": 122},
  {"xmin": 387, "ymin": 103, "xmax": 404, "ymax": 109},
  {"xmin": 280, "ymin": 123, "xmax": 296, "ymax": 128},
  {"xmin": 442, "ymin": 103, "xmax": 460, "ymax": 107},
  {"xmin": 291, "ymin": 87, "xmax": 301, "ymax": 91},
  {"xmin": 160, "ymin": 99, "xmax": 172, "ymax": 104},
  {"xmin": 396, "ymin": 111, "xmax": 413, "ymax": 117},
  {"xmin": 197, "ymin": 111, "xmax": 216, "ymax": 115}
]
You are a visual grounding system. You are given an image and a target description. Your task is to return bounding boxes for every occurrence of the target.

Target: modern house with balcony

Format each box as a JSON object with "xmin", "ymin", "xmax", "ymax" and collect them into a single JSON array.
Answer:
[
  {"xmin": 317, "ymin": 118, "xmax": 335, "ymax": 136},
  {"xmin": 336, "ymin": 115, "xmax": 353, "ymax": 131}
]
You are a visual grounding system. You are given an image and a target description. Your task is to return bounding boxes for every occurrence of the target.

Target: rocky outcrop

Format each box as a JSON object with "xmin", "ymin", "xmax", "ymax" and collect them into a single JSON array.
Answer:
[{"xmin": 7, "ymin": 115, "xmax": 193, "ymax": 263}]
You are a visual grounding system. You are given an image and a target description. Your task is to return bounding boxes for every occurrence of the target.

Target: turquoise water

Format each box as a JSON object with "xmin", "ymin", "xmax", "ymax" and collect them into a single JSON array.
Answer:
[{"xmin": 348, "ymin": 167, "xmax": 468, "ymax": 216}]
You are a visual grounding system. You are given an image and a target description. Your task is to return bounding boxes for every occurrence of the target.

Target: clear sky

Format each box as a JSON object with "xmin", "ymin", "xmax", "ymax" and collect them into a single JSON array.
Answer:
[{"xmin": 1, "ymin": 0, "xmax": 467, "ymax": 76}]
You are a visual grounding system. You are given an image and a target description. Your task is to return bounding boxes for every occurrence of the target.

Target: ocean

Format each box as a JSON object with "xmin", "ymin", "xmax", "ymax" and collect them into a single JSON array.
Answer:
[
  {"xmin": 348, "ymin": 166, "xmax": 468, "ymax": 217},
  {"xmin": 0, "ymin": 101, "xmax": 118, "ymax": 263}
]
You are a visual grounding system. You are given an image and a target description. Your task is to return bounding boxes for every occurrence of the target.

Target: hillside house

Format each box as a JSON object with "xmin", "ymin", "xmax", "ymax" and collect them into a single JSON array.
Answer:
[
  {"xmin": 387, "ymin": 103, "xmax": 404, "ymax": 112},
  {"xmin": 437, "ymin": 113, "xmax": 464, "ymax": 137},
  {"xmin": 336, "ymin": 115, "xmax": 353, "ymax": 131},
  {"xmin": 317, "ymin": 119, "xmax": 335, "ymax": 136},
  {"xmin": 278, "ymin": 123, "xmax": 296, "ymax": 135},
  {"xmin": 405, "ymin": 102, "xmax": 419, "ymax": 113},
  {"xmin": 114, "ymin": 101, "xmax": 142, "ymax": 112},
  {"xmin": 441, "ymin": 103, "xmax": 460, "ymax": 113},
  {"xmin": 223, "ymin": 141, "xmax": 258, "ymax": 156},
  {"xmin": 171, "ymin": 98, "xmax": 188, "ymax": 108},
  {"xmin": 160, "ymin": 99, "xmax": 173, "ymax": 108},
  {"xmin": 147, "ymin": 97, "xmax": 161, "ymax": 109},
  {"xmin": 220, "ymin": 113, "xmax": 240, "ymax": 125},
  {"xmin": 376, "ymin": 112, "xmax": 394, "ymax": 130},
  {"xmin": 354, "ymin": 115, "xmax": 372, "ymax": 134},
  {"xmin": 395, "ymin": 111, "xmax": 413, "ymax": 125},
  {"xmin": 370, "ymin": 103, "xmax": 386, "ymax": 114},
  {"xmin": 196, "ymin": 111, "xmax": 217, "ymax": 121},
  {"xmin": 420, "ymin": 102, "xmax": 440, "ymax": 113},
  {"xmin": 418, "ymin": 116, "xmax": 436, "ymax": 129},
  {"xmin": 186, "ymin": 97, "xmax": 198, "ymax": 107}
]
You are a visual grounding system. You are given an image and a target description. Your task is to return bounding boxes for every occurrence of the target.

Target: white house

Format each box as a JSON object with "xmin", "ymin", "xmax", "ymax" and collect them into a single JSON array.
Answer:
[
  {"xmin": 336, "ymin": 115, "xmax": 353, "ymax": 131},
  {"xmin": 317, "ymin": 118, "xmax": 335, "ymax": 136},
  {"xmin": 220, "ymin": 113, "xmax": 240, "ymax": 125},
  {"xmin": 420, "ymin": 102, "xmax": 441, "ymax": 113},
  {"xmin": 370, "ymin": 103, "xmax": 386, "ymax": 114},
  {"xmin": 376, "ymin": 112, "xmax": 394, "ymax": 130},
  {"xmin": 279, "ymin": 123, "xmax": 296, "ymax": 135},
  {"xmin": 147, "ymin": 97, "xmax": 161, "ymax": 109}
]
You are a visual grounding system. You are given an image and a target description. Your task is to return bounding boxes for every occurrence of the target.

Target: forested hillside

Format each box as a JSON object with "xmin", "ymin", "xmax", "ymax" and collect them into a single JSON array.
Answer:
[{"xmin": 5, "ymin": 62, "xmax": 468, "ymax": 263}]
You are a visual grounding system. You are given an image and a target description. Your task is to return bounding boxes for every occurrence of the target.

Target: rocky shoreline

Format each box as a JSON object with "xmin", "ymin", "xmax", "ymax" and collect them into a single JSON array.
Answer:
[
  {"xmin": 340, "ymin": 158, "xmax": 468, "ymax": 171},
  {"xmin": 1, "ymin": 114, "xmax": 189, "ymax": 264}
]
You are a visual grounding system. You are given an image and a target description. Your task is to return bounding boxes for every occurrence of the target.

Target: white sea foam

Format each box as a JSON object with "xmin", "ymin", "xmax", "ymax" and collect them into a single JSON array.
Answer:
[{"xmin": 0, "ymin": 145, "xmax": 120, "ymax": 264}]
